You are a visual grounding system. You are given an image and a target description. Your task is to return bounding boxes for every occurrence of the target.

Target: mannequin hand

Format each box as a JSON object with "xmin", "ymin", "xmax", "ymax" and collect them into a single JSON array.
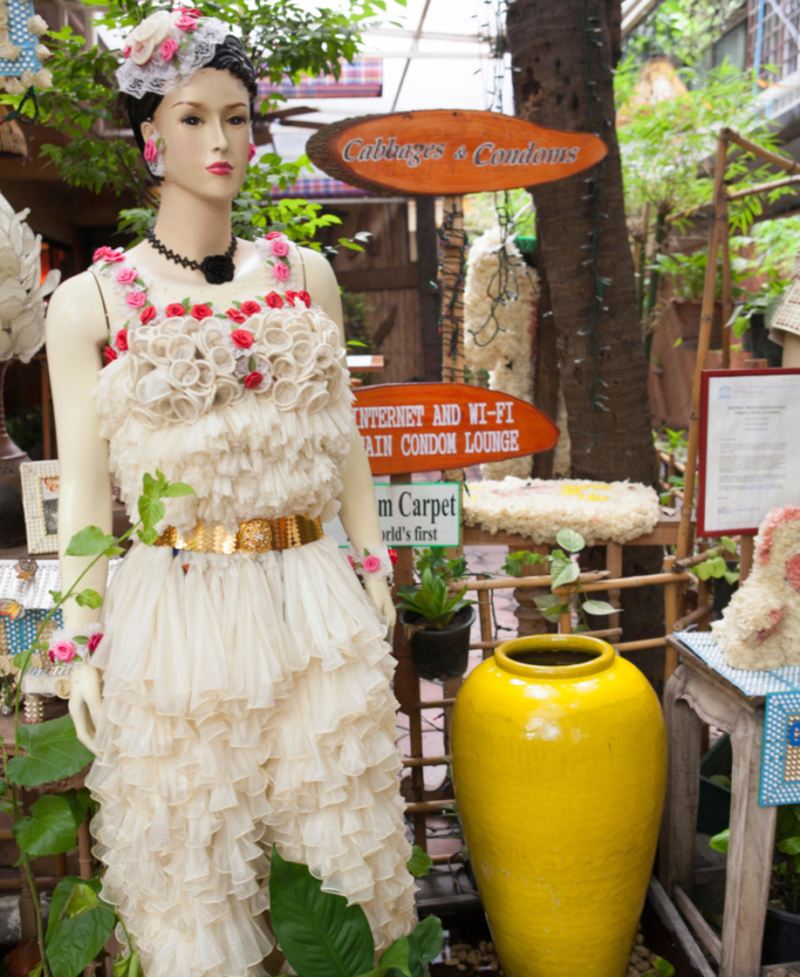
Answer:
[
  {"xmin": 68, "ymin": 664, "xmax": 102, "ymax": 753},
  {"xmin": 363, "ymin": 576, "xmax": 397, "ymax": 629}
]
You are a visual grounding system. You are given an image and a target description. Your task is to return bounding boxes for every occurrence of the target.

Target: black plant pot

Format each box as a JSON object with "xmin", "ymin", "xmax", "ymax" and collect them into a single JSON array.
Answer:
[
  {"xmin": 402, "ymin": 605, "xmax": 476, "ymax": 682},
  {"xmin": 762, "ymin": 904, "xmax": 800, "ymax": 965}
]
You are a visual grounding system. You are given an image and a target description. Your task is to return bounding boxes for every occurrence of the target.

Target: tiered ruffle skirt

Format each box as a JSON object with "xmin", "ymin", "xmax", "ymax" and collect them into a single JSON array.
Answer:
[{"xmin": 86, "ymin": 536, "xmax": 416, "ymax": 977}]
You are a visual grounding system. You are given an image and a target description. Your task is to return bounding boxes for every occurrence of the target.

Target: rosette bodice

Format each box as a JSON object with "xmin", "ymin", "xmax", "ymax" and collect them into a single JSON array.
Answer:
[{"xmin": 91, "ymin": 236, "xmax": 356, "ymax": 535}]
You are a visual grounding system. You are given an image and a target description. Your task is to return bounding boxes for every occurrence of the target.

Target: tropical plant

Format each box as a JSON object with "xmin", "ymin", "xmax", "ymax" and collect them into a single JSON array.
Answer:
[
  {"xmin": 648, "ymin": 248, "xmax": 752, "ymax": 303},
  {"xmin": 623, "ymin": 0, "xmax": 743, "ymax": 69},
  {"xmin": 270, "ymin": 847, "xmax": 443, "ymax": 977},
  {"xmin": 1, "ymin": 471, "xmax": 195, "ymax": 977},
  {"xmin": 396, "ymin": 567, "xmax": 474, "ymax": 632},
  {"xmin": 695, "ymin": 537, "xmax": 739, "ymax": 587},
  {"xmin": 500, "ymin": 529, "xmax": 618, "ymax": 632},
  {"xmin": 1, "ymin": 0, "xmax": 402, "ymax": 248}
]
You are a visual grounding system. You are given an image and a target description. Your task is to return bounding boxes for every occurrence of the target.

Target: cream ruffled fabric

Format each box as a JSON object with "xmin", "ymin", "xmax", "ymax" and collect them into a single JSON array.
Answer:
[{"xmin": 89, "ymin": 250, "xmax": 416, "ymax": 976}]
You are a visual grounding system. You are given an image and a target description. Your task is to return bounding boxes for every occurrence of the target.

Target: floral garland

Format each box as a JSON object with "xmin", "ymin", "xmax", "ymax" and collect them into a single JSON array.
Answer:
[
  {"xmin": 0, "ymin": 2, "xmax": 52, "ymax": 94},
  {"xmin": 348, "ymin": 545, "xmax": 398, "ymax": 583},
  {"xmin": 94, "ymin": 232, "xmax": 309, "ymax": 391},
  {"xmin": 45, "ymin": 625, "xmax": 103, "ymax": 667}
]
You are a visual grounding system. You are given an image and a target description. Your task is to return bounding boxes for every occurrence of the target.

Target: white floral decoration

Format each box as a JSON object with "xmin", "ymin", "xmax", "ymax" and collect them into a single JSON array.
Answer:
[
  {"xmin": 0, "ymin": 0, "xmax": 53, "ymax": 92},
  {"xmin": 0, "ymin": 190, "xmax": 60, "ymax": 363}
]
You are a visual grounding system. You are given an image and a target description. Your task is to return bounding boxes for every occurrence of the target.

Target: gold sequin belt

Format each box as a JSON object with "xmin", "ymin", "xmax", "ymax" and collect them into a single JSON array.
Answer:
[{"xmin": 154, "ymin": 515, "xmax": 324, "ymax": 555}]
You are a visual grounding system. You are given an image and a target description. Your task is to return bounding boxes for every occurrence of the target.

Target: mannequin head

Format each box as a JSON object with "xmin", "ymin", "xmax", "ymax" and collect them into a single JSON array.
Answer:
[{"xmin": 125, "ymin": 31, "xmax": 257, "ymax": 188}]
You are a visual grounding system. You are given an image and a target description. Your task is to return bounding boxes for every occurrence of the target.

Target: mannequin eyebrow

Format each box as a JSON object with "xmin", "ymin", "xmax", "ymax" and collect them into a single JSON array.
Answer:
[{"xmin": 172, "ymin": 101, "xmax": 248, "ymax": 109}]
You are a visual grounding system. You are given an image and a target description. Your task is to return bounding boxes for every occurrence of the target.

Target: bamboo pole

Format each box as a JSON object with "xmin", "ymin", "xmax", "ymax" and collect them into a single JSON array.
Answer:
[
  {"xmin": 456, "ymin": 570, "xmax": 611, "ymax": 592},
  {"xmin": 726, "ymin": 173, "xmax": 800, "ymax": 200},
  {"xmin": 402, "ymin": 755, "xmax": 449, "ymax": 768},
  {"xmin": 721, "ymin": 127, "xmax": 800, "ymax": 176},
  {"xmin": 677, "ymin": 133, "xmax": 730, "ymax": 560},
  {"xmin": 720, "ymin": 190, "xmax": 733, "ymax": 370},
  {"xmin": 664, "ymin": 555, "xmax": 679, "ymax": 680},
  {"xmin": 453, "ymin": 570, "xmax": 690, "ymax": 594},
  {"xmin": 616, "ymin": 637, "xmax": 667, "ymax": 652},
  {"xmin": 673, "ymin": 603, "xmax": 713, "ymax": 632}
]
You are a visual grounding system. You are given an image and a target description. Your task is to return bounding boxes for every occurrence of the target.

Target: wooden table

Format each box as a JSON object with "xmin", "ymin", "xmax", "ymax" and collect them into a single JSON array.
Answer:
[{"xmin": 660, "ymin": 635, "xmax": 777, "ymax": 977}]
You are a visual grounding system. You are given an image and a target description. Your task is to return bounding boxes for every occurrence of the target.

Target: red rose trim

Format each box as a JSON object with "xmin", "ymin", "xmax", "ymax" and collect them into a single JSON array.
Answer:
[
  {"xmin": 103, "ymin": 345, "xmax": 117, "ymax": 365},
  {"xmin": 265, "ymin": 291, "xmax": 284, "ymax": 309},
  {"xmin": 388, "ymin": 548, "xmax": 399, "ymax": 565},
  {"xmin": 140, "ymin": 305, "xmax": 157, "ymax": 324},
  {"xmin": 226, "ymin": 308, "xmax": 246, "ymax": 324},
  {"xmin": 165, "ymin": 302, "xmax": 186, "ymax": 317},
  {"xmin": 243, "ymin": 371, "xmax": 263, "ymax": 389},
  {"xmin": 115, "ymin": 329, "xmax": 129, "ymax": 351},
  {"xmin": 191, "ymin": 303, "xmax": 213, "ymax": 321},
  {"xmin": 297, "ymin": 290, "xmax": 311, "ymax": 308},
  {"xmin": 240, "ymin": 300, "xmax": 261, "ymax": 317},
  {"xmin": 230, "ymin": 329, "xmax": 254, "ymax": 349}
]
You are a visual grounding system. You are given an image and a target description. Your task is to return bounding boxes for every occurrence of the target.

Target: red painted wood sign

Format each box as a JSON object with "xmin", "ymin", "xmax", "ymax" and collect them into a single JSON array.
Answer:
[
  {"xmin": 354, "ymin": 383, "xmax": 559, "ymax": 475},
  {"xmin": 307, "ymin": 110, "xmax": 608, "ymax": 196}
]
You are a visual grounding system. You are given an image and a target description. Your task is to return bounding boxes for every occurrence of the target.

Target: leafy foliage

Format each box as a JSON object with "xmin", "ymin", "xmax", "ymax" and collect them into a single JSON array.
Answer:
[
  {"xmin": 6, "ymin": 714, "xmax": 95, "ymax": 788},
  {"xmin": 46, "ymin": 877, "xmax": 116, "ymax": 977},
  {"xmin": 623, "ymin": 0, "xmax": 743, "ymax": 69},
  {"xmin": 11, "ymin": 792, "xmax": 90, "ymax": 862},
  {"xmin": 405, "ymin": 844, "xmax": 433, "ymax": 878},
  {"xmin": 397, "ymin": 568, "xmax": 474, "ymax": 631}
]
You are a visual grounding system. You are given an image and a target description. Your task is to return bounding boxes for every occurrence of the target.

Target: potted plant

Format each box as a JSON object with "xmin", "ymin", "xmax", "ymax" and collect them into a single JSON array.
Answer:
[
  {"xmin": 397, "ymin": 549, "xmax": 475, "ymax": 682},
  {"xmin": 711, "ymin": 805, "xmax": 800, "ymax": 965}
]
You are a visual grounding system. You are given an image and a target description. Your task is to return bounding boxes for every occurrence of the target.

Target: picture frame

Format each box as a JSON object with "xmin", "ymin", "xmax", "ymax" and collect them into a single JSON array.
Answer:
[{"xmin": 20, "ymin": 460, "xmax": 60, "ymax": 554}]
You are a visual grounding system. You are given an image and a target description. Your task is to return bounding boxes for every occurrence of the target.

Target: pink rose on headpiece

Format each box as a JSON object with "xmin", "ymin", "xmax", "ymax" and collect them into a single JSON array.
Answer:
[
  {"xmin": 362, "ymin": 555, "xmax": 381, "ymax": 573},
  {"xmin": 143, "ymin": 138, "xmax": 159, "ymax": 163},
  {"xmin": 273, "ymin": 261, "xmax": 290, "ymax": 282},
  {"xmin": 161, "ymin": 37, "xmax": 179, "ymax": 61},
  {"xmin": 125, "ymin": 11, "xmax": 173, "ymax": 65},
  {"xmin": 174, "ymin": 13, "xmax": 199, "ymax": 31},
  {"xmin": 116, "ymin": 266, "xmax": 138, "ymax": 285},
  {"xmin": 265, "ymin": 231, "xmax": 283, "ymax": 240},
  {"xmin": 93, "ymin": 246, "xmax": 124, "ymax": 264},
  {"xmin": 87, "ymin": 632, "xmax": 103, "ymax": 655},
  {"xmin": 126, "ymin": 290, "xmax": 147, "ymax": 308},
  {"xmin": 50, "ymin": 640, "xmax": 76, "ymax": 663},
  {"xmin": 270, "ymin": 238, "xmax": 290, "ymax": 258},
  {"xmin": 122, "ymin": 46, "xmax": 131, "ymax": 59}
]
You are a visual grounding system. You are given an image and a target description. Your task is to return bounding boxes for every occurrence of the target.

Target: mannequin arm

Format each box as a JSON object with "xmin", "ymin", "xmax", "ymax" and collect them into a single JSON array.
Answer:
[
  {"xmin": 45, "ymin": 272, "xmax": 112, "ymax": 748},
  {"xmin": 782, "ymin": 332, "xmax": 800, "ymax": 368},
  {"xmin": 300, "ymin": 248, "xmax": 395, "ymax": 625}
]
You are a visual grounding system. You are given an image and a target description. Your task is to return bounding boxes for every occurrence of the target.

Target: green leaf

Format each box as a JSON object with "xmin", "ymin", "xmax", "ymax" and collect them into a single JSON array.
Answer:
[
  {"xmin": 406, "ymin": 845, "xmax": 433, "ymax": 878},
  {"xmin": 551, "ymin": 561, "xmax": 580, "ymax": 589},
  {"xmin": 652, "ymin": 956, "xmax": 676, "ymax": 977},
  {"xmin": 696, "ymin": 560, "xmax": 713, "ymax": 581},
  {"xmin": 778, "ymin": 836, "xmax": 800, "ymax": 855},
  {"xmin": 160, "ymin": 482, "xmax": 195, "ymax": 498},
  {"xmin": 555, "ymin": 529, "xmax": 585, "ymax": 553},
  {"xmin": 407, "ymin": 916, "xmax": 444, "ymax": 977},
  {"xmin": 377, "ymin": 936, "xmax": 411, "ymax": 977},
  {"xmin": 269, "ymin": 846, "xmax": 374, "ymax": 977},
  {"xmin": 64, "ymin": 882, "xmax": 99, "ymax": 918},
  {"xmin": 709, "ymin": 828, "xmax": 729, "ymax": 853},
  {"xmin": 46, "ymin": 876, "xmax": 116, "ymax": 977},
  {"xmin": 75, "ymin": 589, "xmax": 103, "ymax": 609},
  {"xmin": 138, "ymin": 495, "xmax": 165, "ymax": 533},
  {"xmin": 114, "ymin": 951, "xmax": 141, "ymax": 977},
  {"xmin": 137, "ymin": 527, "xmax": 158, "ymax": 547},
  {"xmin": 14, "ymin": 648, "xmax": 32, "ymax": 674},
  {"xmin": 29, "ymin": 963, "xmax": 43, "ymax": 977},
  {"xmin": 720, "ymin": 536, "xmax": 737, "ymax": 553},
  {"xmin": 11, "ymin": 793, "xmax": 85, "ymax": 860},
  {"xmin": 65, "ymin": 526, "xmax": 116, "ymax": 557},
  {"xmin": 581, "ymin": 600, "xmax": 620, "ymax": 616},
  {"xmin": 6, "ymin": 714, "xmax": 94, "ymax": 787},
  {"xmin": 49, "ymin": 590, "xmax": 63, "ymax": 604},
  {"xmin": 105, "ymin": 545, "xmax": 125, "ymax": 557},
  {"xmin": 708, "ymin": 774, "xmax": 731, "ymax": 789},
  {"xmin": 723, "ymin": 570, "xmax": 740, "ymax": 586}
]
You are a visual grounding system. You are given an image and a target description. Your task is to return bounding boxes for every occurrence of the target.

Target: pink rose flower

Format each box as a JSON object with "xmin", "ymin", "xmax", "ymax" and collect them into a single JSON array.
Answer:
[
  {"xmin": 143, "ymin": 138, "xmax": 159, "ymax": 163},
  {"xmin": 122, "ymin": 46, "xmax": 131, "ymax": 58},
  {"xmin": 273, "ymin": 261, "xmax": 290, "ymax": 282},
  {"xmin": 248, "ymin": 142, "xmax": 256, "ymax": 162},
  {"xmin": 787, "ymin": 553, "xmax": 800, "ymax": 594},
  {"xmin": 93, "ymin": 246, "xmax": 124, "ymax": 263},
  {"xmin": 126, "ymin": 290, "xmax": 147, "ymax": 308},
  {"xmin": 116, "ymin": 266, "xmax": 138, "ymax": 285},
  {"xmin": 161, "ymin": 37, "xmax": 179, "ymax": 61},
  {"xmin": 265, "ymin": 231, "xmax": 283, "ymax": 240},
  {"xmin": 87, "ymin": 633, "xmax": 103, "ymax": 655},
  {"xmin": 362, "ymin": 555, "xmax": 381, "ymax": 573},
  {"xmin": 51, "ymin": 639, "xmax": 76, "ymax": 663},
  {"xmin": 174, "ymin": 13, "xmax": 198, "ymax": 31},
  {"xmin": 270, "ymin": 238, "xmax": 290, "ymax": 258},
  {"xmin": 347, "ymin": 555, "xmax": 356, "ymax": 569}
]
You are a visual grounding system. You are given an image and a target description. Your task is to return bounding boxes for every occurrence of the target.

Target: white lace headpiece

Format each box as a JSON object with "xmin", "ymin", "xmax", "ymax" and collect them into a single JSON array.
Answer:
[{"xmin": 116, "ymin": 8, "xmax": 230, "ymax": 99}]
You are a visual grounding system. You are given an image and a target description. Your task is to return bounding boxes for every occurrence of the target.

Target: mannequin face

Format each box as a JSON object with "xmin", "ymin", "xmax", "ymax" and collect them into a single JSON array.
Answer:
[{"xmin": 142, "ymin": 67, "xmax": 250, "ymax": 202}]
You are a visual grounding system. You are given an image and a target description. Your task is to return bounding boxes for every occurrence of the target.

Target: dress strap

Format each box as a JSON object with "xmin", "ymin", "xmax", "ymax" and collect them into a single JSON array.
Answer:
[
  {"xmin": 297, "ymin": 247, "xmax": 307, "ymax": 289},
  {"xmin": 88, "ymin": 269, "xmax": 111, "ymax": 334}
]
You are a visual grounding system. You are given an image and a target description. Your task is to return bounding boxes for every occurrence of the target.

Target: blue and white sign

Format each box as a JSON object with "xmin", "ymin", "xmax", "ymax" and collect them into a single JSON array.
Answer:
[{"xmin": 761, "ymin": 691, "xmax": 800, "ymax": 806}]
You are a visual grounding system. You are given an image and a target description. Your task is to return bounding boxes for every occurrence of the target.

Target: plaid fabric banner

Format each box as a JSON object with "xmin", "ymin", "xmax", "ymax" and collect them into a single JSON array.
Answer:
[
  {"xmin": 259, "ymin": 58, "xmax": 383, "ymax": 99},
  {"xmin": 271, "ymin": 177, "xmax": 371, "ymax": 199}
]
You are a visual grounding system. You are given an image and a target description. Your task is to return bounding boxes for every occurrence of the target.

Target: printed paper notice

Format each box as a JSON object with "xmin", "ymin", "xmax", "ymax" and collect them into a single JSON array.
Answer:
[{"xmin": 702, "ymin": 372, "xmax": 800, "ymax": 534}]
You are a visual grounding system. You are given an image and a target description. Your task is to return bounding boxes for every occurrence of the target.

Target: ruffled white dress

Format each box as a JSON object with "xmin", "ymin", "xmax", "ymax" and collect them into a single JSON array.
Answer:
[{"xmin": 84, "ymin": 237, "xmax": 416, "ymax": 977}]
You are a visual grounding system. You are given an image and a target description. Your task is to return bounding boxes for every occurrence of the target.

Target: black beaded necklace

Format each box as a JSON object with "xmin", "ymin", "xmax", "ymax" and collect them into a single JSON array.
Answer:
[{"xmin": 146, "ymin": 229, "xmax": 237, "ymax": 285}]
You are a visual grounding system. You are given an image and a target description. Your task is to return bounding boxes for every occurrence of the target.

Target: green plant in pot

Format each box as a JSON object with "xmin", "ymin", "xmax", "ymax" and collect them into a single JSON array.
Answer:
[{"xmin": 397, "ymin": 550, "xmax": 475, "ymax": 683}]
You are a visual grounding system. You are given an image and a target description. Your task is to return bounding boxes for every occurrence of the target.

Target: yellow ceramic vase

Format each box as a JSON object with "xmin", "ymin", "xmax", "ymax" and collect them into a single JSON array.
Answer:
[{"xmin": 451, "ymin": 635, "xmax": 667, "ymax": 977}]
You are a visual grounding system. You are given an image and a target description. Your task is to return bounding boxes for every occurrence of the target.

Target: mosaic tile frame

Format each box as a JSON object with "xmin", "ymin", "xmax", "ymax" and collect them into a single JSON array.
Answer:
[
  {"xmin": 761, "ymin": 692, "xmax": 800, "ymax": 806},
  {"xmin": 20, "ymin": 459, "xmax": 59, "ymax": 554}
]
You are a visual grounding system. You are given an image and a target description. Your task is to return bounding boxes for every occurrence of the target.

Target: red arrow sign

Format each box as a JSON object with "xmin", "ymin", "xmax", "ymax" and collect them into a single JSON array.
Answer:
[{"xmin": 354, "ymin": 383, "xmax": 559, "ymax": 476}]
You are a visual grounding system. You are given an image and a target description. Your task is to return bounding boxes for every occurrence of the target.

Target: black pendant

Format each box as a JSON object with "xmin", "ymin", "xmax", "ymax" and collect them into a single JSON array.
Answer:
[{"xmin": 199, "ymin": 253, "xmax": 236, "ymax": 285}]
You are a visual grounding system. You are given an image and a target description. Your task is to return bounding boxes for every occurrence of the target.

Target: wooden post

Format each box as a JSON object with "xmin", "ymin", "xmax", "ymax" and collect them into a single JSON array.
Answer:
[
  {"xmin": 739, "ymin": 535, "xmax": 755, "ymax": 584},
  {"xmin": 605, "ymin": 542, "xmax": 623, "ymax": 632},
  {"xmin": 720, "ymin": 193, "xmax": 733, "ymax": 371},
  {"xmin": 417, "ymin": 196, "xmax": 443, "ymax": 382},
  {"xmin": 477, "ymin": 584, "xmax": 493, "ymax": 659},
  {"xmin": 664, "ymin": 555, "xmax": 679, "ymax": 680},
  {"xmin": 440, "ymin": 195, "xmax": 465, "ymax": 383},
  {"xmin": 677, "ymin": 133, "xmax": 729, "ymax": 560}
]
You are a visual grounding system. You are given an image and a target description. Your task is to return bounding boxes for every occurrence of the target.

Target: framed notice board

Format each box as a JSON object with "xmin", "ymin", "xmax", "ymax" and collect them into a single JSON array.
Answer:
[{"xmin": 698, "ymin": 369, "xmax": 800, "ymax": 537}]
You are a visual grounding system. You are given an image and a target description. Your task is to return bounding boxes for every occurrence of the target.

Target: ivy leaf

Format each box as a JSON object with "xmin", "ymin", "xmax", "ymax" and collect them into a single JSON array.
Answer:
[
  {"xmin": 269, "ymin": 845, "xmax": 374, "ymax": 977},
  {"xmin": 582, "ymin": 600, "xmax": 620, "ymax": 616},
  {"xmin": 14, "ymin": 648, "xmax": 32, "ymax": 674},
  {"xmin": 65, "ymin": 526, "xmax": 116, "ymax": 557},
  {"xmin": 555, "ymin": 529, "xmax": 585, "ymax": 553},
  {"xmin": 160, "ymin": 481, "xmax": 195, "ymax": 498},
  {"xmin": 49, "ymin": 590, "xmax": 63, "ymax": 604},
  {"xmin": 11, "ymin": 793, "xmax": 85, "ymax": 861},
  {"xmin": 724, "ymin": 570, "xmax": 740, "ymax": 586},
  {"xmin": 75, "ymin": 589, "xmax": 103, "ymax": 609},
  {"xmin": 46, "ymin": 876, "xmax": 116, "ymax": 977},
  {"xmin": 137, "ymin": 527, "xmax": 158, "ymax": 546},
  {"xmin": 709, "ymin": 828, "xmax": 729, "ymax": 854},
  {"xmin": 407, "ymin": 916, "xmax": 444, "ymax": 977},
  {"xmin": 113, "ymin": 950, "xmax": 141, "ymax": 977},
  {"xmin": 138, "ymin": 495, "xmax": 165, "ymax": 533},
  {"xmin": 778, "ymin": 836, "xmax": 800, "ymax": 856},
  {"xmin": 652, "ymin": 956, "xmax": 676, "ymax": 977},
  {"xmin": 551, "ymin": 561, "xmax": 580, "ymax": 589},
  {"xmin": 6, "ymin": 714, "xmax": 94, "ymax": 787},
  {"xmin": 406, "ymin": 845, "xmax": 433, "ymax": 878}
]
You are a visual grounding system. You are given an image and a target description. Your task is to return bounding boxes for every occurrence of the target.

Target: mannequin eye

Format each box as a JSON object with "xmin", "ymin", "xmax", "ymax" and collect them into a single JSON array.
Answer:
[
  {"xmin": 228, "ymin": 115, "xmax": 248, "ymax": 126},
  {"xmin": 181, "ymin": 115, "xmax": 202, "ymax": 126}
]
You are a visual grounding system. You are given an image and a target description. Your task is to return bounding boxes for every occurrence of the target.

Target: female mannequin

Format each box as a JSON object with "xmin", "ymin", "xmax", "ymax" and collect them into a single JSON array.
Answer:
[{"xmin": 45, "ymin": 13, "xmax": 414, "ymax": 977}]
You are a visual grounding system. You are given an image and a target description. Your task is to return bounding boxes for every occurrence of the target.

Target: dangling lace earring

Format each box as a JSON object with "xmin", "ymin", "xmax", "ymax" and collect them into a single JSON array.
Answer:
[{"xmin": 143, "ymin": 126, "xmax": 166, "ymax": 179}]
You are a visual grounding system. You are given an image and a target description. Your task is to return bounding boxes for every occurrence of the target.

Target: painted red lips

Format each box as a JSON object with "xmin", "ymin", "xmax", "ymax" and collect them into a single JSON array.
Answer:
[{"xmin": 206, "ymin": 162, "xmax": 233, "ymax": 175}]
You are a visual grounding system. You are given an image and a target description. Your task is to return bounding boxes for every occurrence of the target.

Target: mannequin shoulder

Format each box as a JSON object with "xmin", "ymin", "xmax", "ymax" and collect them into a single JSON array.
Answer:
[
  {"xmin": 46, "ymin": 271, "xmax": 108, "ymax": 345},
  {"xmin": 297, "ymin": 247, "xmax": 343, "ymax": 329}
]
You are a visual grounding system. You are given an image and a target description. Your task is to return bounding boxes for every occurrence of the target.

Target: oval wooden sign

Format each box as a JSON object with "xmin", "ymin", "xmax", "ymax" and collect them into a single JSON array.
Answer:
[
  {"xmin": 354, "ymin": 382, "xmax": 559, "ymax": 476},
  {"xmin": 307, "ymin": 110, "xmax": 608, "ymax": 197}
]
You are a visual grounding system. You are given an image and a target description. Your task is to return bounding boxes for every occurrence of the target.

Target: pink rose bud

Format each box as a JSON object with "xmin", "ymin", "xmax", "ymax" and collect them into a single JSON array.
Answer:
[
  {"xmin": 126, "ymin": 290, "xmax": 147, "ymax": 308},
  {"xmin": 272, "ymin": 261, "xmax": 290, "ymax": 282},
  {"xmin": 87, "ymin": 633, "xmax": 103, "ymax": 655},
  {"xmin": 248, "ymin": 142, "xmax": 256, "ymax": 162},
  {"xmin": 362, "ymin": 555, "xmax": 381, "ymax": 573},
  {"xmin": 51, "ymin": 640, "xmax": 76, "ymax": 663},
  {"xmin": 143, "ymin": 138, "xmax": 159, "ymax": 163},
  {"xmin": 265, "ymin": 231, "xmax": 283, "ymax": 240},
  {"xmin": 161, "ymin": 37, "xmax": 179, "ymax": 61},
  {"xmin": 175, "ymin": 14, "xmax": 198, "ymax": 31},
  {"xmin": 116, "ymin": 266, "xmax": 138, "ymax": 285},
  {"xmin": 122, "ymin": 46, "xmax": 131, "ymax": 58},
  {"xmin": 270, "ymin": 238, "xmax": 290, "ymax": 258}
]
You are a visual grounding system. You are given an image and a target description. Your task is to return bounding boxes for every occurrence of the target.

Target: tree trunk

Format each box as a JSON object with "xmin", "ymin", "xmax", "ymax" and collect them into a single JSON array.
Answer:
[
  {"xmin": 506, "ymin": 0, "xmax": 657, "ymax": 487},
  {"xmin": 506, "ymin": 0, "xmax": 664, "ymax": 693}
]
